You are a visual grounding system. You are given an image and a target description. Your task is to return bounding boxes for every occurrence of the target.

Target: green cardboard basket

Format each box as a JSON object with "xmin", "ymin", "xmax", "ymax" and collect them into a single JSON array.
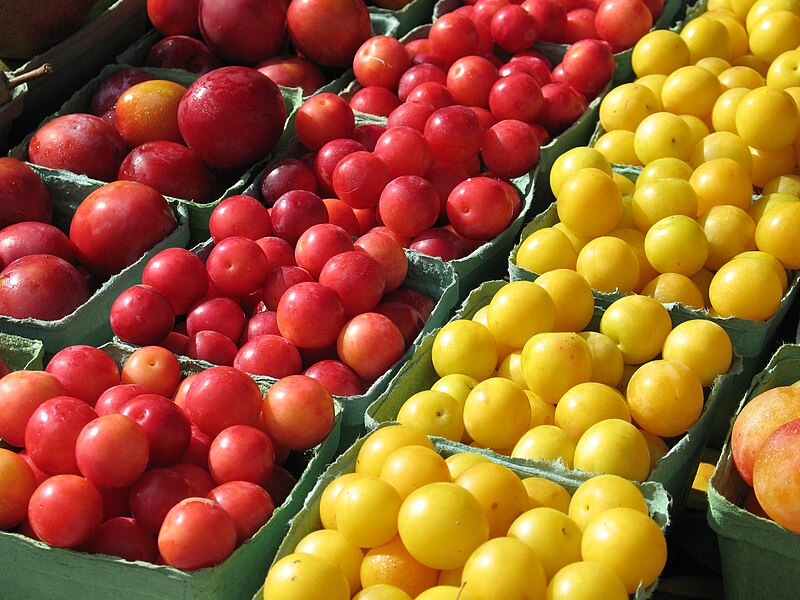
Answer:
[
  {"xmin": 369, "ymin": 0, "xmax": 437, "ymax": 36},
  {"xmin": 507, "ymin": 160, "xmax": 800, "ymax": 450},
  {"xmin": 0, "ymin": 339, "xmax": 343, "ymax": 600},
  {"xmin": 0, "ymin": 331, "xmax": 45, "ymax": 372},
  {"xmin": 0, "ymin": 165, "xmax": 190, "ymax": 354},
  {"xmin": 366, "ymin": 280, "xmax": 748, "ymax": 516},
  {"xmin": 9, "ymin": 63, "xmax": 304, "ymax": 245},
  {"xmin": 251, "ymin": 423, "xmax": 672, "ymax": 600},
  {"xmin": 707, "ymin": 344, "xmax": 800, "ymax": 600}
]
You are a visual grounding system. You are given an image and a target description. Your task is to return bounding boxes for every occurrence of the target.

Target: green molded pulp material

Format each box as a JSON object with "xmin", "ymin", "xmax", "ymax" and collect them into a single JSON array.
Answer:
[
  {"xmin": 0, "ymin": 332, "xmax": 45, "ymax": 371},
  {"xmin": 370, "ymin": 0, "xmax": 437, "ymax": 37},
  {"xmin": 367, "ymin": 280, "xmax": 744, "ymax": 516},
  {"xmin": 0, "ymin": 339, "xmax": 342, "ymax": 600},
  {"xmin": 8, "ymin": 63, "xmax": 303, "ymax": 245},
  {"xmin": 118, "ymin": 236, "xmax": 459, "ymax": 453},
  {"xmin": 252, "ymin": 424, "xmax": 671, "ymax": 600},
  {"xmin": 7, "ymin": 0, "xmax": 148, "ymax": 142},
  {"xmin": 0, "ymin": 165, "xmax": 190, "ymax": 354},
  {"xmin": 707, "ymin": 344, "xmax": 800, "ymax": 600},
  {"xmin": 508, "ymin": 198, "xmax": 800, "ymax": 361}
]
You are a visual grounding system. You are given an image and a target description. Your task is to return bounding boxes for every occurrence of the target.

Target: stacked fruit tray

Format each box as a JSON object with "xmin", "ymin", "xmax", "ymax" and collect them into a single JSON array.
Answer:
[
  {"xmin": 4, "ymin": 0, "xmax": 800, "ymax": 596},
  {"xmin": 254, "ymin": 424, "xmax": 672, "ymax": 599},
  {"xmin": 0, "ymin": 341, "xmax": 343, "ymax": 599}
]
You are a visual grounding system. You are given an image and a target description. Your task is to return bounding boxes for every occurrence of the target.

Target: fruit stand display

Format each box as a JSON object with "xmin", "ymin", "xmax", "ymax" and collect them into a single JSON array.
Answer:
[{"xmin": 3, "ymin": 0, "xmax": 800, "ymax": 597}]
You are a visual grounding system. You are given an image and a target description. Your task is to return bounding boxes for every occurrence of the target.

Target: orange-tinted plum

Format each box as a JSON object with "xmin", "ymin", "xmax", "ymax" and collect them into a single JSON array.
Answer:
[
  {"xmin": 336, "ymin": 312, "xmax": 406, "ymax": 381},
  {"xmin": 262, "ymin": 374, "xmax": 335, "ymax": 450},
  {"xmin": 753, "ymin": 418, "xmax": 800, "ymax": 533},
  {"xmin": 732, "ymin": 386, "xmax": 800, "ymax": 486},
  {"xmin": 115, "ymin": 80, "xmax": 188, "ymax": 148}
]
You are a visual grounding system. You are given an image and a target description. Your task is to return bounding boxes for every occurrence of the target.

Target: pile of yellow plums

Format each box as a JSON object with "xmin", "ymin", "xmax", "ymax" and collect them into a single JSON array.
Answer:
[
  {"xmin": 262, "ymin": 425, "xmax": 668, "ymax": 600},
  {"xmin": 516, "ymin": 145, "xmax": 796, "ymax": 321},
  {"xmin": 395, "ymin": 280, "xmax": 733, "ymax": 482}
]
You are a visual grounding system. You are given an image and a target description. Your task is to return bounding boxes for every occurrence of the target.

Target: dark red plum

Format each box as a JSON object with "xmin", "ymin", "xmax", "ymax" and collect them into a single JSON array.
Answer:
[
  {"xmin": 118, "ymin": 141, "xmax": 213, "ymax": 202},
  {"xmin": 0, "ymin": 254, "xmax": 90, "ymax": 321},
  {"xmin": 178, "ymin": 67, "xmax": 286, "ymax": 170},
  {"xmin": 28, "ymin": 114, "xmax": 127, "ymax": 182},
  {"xmin": 0, "ymin": 158, "xmax": 52, "ymax": 228},
  {"xmin": 69, "ymin": 181, "xmax": 177, "ymax": 280},
  {"xmin": 0, "ymin": 222, "xmax": 74, "ymax": 269},
  {"xmin": 145, "ymin": 35, "xmax": 223, "ymax": 75},
  {"xmin": 198, "ymin": 0, "xmax": 287, "ymax": 64}
]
